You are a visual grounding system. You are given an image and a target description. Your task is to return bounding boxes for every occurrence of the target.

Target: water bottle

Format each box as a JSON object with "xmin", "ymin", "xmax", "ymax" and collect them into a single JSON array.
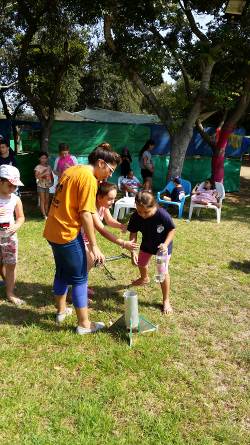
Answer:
[
  {"xmin": 124, "ymin": 290, "xmax": 139, "ymax": 330},
  {"xmin": 154, "ymin": 248, "xmax": 168, "ymax": 283}
]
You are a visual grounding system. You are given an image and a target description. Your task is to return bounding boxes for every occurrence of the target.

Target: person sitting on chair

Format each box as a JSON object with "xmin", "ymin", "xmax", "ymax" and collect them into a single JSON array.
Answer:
[
  {"xmin": 161, "ymin": 177, "xmax": 185, "ymax": 203},
  {"xmin": 121, "ymin": 170, "xmax": 143, "ymax": 196},
  {"xmin": 191, "ymin": 178, "xmax": 221, "ymax": 208}
]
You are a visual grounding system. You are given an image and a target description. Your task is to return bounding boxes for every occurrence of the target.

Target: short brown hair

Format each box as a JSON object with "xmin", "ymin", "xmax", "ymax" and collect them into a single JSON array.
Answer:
[
  {"xmin": 97, "ymin": 182, "xmax": 117, "ymax": 198},
  {"xmin": 135, "ymin": 191, "xmax": 156, "ymax": 208}
]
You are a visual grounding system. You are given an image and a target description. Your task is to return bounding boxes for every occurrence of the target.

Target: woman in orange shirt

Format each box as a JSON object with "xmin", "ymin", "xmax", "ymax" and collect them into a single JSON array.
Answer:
[{"xmin": 44, "ymin": 143, "xmax": 121, "ymax": 335}]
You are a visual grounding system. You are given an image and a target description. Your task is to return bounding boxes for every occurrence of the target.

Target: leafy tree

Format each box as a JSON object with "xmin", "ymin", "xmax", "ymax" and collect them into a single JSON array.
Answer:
[
  {"xmin": 1, "ymin": 0, "xmax": 88, "ymax": 151},
  {"xmin": 90, "ymin": 0, "xmax": 250, "ymax": 180},
  {"xmin": 76, "ymin": 46, "xmax": 146, "ymax": 113}
]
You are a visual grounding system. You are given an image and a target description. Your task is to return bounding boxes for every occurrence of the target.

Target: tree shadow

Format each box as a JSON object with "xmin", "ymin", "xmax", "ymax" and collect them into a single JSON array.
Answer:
[
  {"xmin": 0, "ymin": 302, "xmax": 71, "ymax": 332},
  {"xmin": 229, "ymin": 260, "xmax": 250, "ymax": 274},
  {"xmin": 0, "ymin": 281, "xmax": 55, "ymax": 308},
  {"xmin": 88, "ymin": 284, "xmax": 127, "ymax": 313}
]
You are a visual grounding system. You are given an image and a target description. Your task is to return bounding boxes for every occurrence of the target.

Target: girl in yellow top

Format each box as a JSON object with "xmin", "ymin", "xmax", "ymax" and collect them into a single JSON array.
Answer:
[{"xmin": 44, "ymin": 143, "xmax": 121, "ymax": 335}]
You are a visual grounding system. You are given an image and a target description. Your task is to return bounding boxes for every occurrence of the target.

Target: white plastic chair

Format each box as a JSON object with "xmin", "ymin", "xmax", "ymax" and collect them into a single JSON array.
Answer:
[
  {"xmin": 113, "ymin": 176, "xmax": 136, "ymax": 220},
  {"xmin": 188, "ymin": 182, "xmax": 225, "ymax": 223}
]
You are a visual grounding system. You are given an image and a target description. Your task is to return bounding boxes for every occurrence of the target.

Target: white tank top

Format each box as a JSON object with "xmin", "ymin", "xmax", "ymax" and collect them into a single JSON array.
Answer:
[{"xmin": 0, "ymin": 193, "xmax": 18, "ymax": 225}]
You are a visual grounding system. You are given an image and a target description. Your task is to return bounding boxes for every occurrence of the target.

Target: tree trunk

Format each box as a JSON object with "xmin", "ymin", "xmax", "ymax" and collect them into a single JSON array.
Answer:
[
  {"xmin": 40, "ymin": 117, "xmax": 53, "ymax": 152},
  {"xmin": 211, "ymin": 124, "xmax": 234, "ymax": 182},
  {"xmin": 167, "ymin": 125, "xmax": 194, "ymax": 179}
]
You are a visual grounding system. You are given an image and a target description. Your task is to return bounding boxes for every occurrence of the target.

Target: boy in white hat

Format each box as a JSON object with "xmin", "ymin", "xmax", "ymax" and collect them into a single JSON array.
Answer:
[{"xmin": 0, "ymin": 165, "xmax": 25, "ymax": 304}]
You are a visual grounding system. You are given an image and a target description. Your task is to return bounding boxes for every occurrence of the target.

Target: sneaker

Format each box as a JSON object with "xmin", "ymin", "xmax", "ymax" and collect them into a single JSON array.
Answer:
[
  {"xmin": 56, "ymin": 307, "xmax": 73, "ymax": 324},
  {"xmin": 76, "ymin": 322, "xmax": 105, "ymax": 335}
]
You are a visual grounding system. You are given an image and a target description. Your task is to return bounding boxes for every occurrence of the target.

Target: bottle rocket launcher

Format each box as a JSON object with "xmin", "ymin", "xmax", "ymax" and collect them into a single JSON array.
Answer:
[{"xmin": 124, "ymin": 290, "xmax": 139, "ymax": 329}]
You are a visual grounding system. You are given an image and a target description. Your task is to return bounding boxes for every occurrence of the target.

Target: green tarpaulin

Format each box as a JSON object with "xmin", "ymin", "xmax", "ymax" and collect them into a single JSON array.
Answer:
[
  {"xmin": 49, "ymin": 121, "xmax": 150, "ymax": 154},
  {"xmin": 16, "ymin": 153, "xmax": 241, "ymax": 193}
]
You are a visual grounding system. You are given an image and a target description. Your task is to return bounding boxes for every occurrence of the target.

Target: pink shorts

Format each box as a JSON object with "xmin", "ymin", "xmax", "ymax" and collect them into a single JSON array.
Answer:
[
  {"xmin": 138, "ymin": 250, "xmax": 171, "ymax": 267},
  {"xmin": 0, "ymin": 236, "xmax": 18, "ymax": 264}
]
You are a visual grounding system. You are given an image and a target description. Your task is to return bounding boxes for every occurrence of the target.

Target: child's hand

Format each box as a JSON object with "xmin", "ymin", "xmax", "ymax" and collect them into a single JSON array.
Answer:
[
  {"xmin": 6, "ymin": 223, "xmax": 18, "ymax": 236},
  {"xmin": 158, "ymin": 243, "xmax": 168, "ymax": 254},
  {"xmin": 124, "ymin": 240, "xmax": 139, "ymax": 252},
  {"xmin": 0, "ymin": 207, "xmax": 6, "ymax": 216},
  {"xmin": 131, "ymin": 251, "xmax": 138, "ymax": 266}
]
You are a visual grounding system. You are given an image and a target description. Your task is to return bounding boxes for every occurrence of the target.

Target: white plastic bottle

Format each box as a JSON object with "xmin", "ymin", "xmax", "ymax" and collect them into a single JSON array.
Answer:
[{"xmin": 154, "ymin": 248, "xmax": 168, "ymax": 283}]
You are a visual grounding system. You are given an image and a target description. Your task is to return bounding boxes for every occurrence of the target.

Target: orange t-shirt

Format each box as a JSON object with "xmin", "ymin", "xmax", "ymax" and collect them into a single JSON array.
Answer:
[{"xmin": 43, "ymin": 165, "xmax": 97, "ymax": 244}]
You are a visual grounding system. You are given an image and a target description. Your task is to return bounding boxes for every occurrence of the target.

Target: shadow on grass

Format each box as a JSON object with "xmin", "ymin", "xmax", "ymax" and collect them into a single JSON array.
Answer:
[
  {"xmin": 89, "ymin": 284, "xmax": 126, "ymax": 312},
  {"xmin": 229, "ymin": 260, "xmax": 250, "ymax": 274},
  {"xmin": 0, "ymin": 281, "xmax": 54, "ymax": 308},
  {"xmin": 0, "ymin": 302, "xmax": 72, "ymax": 332}
]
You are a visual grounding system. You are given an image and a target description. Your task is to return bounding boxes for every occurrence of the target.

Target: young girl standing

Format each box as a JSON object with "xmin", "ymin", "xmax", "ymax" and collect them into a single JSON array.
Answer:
[
  {"xmin": 0, "ymin": 165, "xmax": 25, "ymax": 305},
  {"xmin": 127, "ymin": 191, "xmax": 175, "ymax": 314},
  {"xmin": 53, "ymin": 143, "xmax": 78, "ymax": 179},
  {"xmin": 34, "ymin": 151, "xmax": 54, "ymax": 219}
]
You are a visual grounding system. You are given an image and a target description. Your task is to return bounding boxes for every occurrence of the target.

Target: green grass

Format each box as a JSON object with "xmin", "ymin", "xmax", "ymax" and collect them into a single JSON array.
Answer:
[{"xmin": 0, "ymin": 195, "xmax": 249, "ymax": 445}]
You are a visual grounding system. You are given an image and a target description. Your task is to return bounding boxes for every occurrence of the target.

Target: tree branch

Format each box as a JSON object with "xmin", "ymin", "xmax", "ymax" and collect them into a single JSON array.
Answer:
[
  {"xmin": 104, "ymin": 14, "xmax": 173, "ymax": 128},
  {"xmin": 179, "ymin": 0, "xmax": 210, "ymax": 44},
  {"xmin": 0, "ymin": 91, "xmax": 11, "ymax": 119},
  {"xmin": 148, "ymin": 25, "xmax": 192, "ymax": 100},
  {"xmin": 0, "ymin": 81, "xmax": 18, "ymax": 90}
]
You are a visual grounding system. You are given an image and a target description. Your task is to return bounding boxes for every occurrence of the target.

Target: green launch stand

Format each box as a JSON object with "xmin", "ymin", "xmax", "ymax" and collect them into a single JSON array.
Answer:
[{"xmin": 109, "ymin": 314, "xmax": 158, "ymax": 347}]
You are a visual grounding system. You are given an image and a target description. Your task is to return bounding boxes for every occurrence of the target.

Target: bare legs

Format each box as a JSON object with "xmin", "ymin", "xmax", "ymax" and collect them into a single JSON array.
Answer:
[
  {"xmin": 132, "ymin": 265, "xmax": 173, "ymax": 314},
  {"xmin": 5, "ymin": 263, "xmax": 24, "ymax": 305},
  {"xmin": 38, "ymin": 191, "xmax": 49, "ymax": 218},
  {"xmin": 161, "ymin": 273, "xmax": 173, "ymax": 314},
  {"xmin": 131, "ymin": 265, "xmax": 150, "ymax": 286}
]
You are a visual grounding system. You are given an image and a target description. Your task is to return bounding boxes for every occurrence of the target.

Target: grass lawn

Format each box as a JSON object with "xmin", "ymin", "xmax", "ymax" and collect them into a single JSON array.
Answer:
[{"xmin": 0, "ymin": 192, "xmax": 249, "ymax": 445}]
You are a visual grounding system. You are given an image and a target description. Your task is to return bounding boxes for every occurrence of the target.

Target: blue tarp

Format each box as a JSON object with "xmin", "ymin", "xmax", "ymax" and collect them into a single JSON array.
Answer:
[{"xmin": 150, "ymin": 125, "xmax": 248, "ymax": 157}]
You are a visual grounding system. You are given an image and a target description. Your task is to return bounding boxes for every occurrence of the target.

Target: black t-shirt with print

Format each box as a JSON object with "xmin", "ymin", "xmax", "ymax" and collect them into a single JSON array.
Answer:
[{"xmin": 127, "ymin": 207, "xmax": 175, "ymax": 254}]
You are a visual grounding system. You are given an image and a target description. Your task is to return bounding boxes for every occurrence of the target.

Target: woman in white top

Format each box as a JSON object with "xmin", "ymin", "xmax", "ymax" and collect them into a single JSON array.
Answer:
[{"xmin": 138, "ymin": 139, "xmax": 155, "ymax": 191}]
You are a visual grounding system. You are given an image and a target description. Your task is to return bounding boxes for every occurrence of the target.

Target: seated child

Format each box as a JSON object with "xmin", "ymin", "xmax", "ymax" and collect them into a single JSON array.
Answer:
[
  {"xmin": 191, "ymin": 178, "xmax": 220, "ymax": 207},
  {"xmin": 162, "ymin": 177, "xmax": 185, "ymax": 202},
  {"xmin": 121, "ymin": 170, "xmax": 143, "ymax": 196}
]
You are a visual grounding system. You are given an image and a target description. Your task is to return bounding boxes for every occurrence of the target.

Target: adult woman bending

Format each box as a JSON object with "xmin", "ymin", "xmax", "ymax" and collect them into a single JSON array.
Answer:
[
  {"xmin": 43, "ymin": 143, "xmax": 120, "ymax": 335},
  {"xmin": 138, "ymin": 139, "xmax": 155, "ymax": 191}
]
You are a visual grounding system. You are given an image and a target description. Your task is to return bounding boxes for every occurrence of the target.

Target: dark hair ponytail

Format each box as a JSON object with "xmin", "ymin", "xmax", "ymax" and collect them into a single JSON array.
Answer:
[
  {"xmin": 88, "ymin": 142, "xmax": 121, "ymax": 166},
  {"xmin": 138, "ymin": 139, "xmax": 155, "ymax": 160}
]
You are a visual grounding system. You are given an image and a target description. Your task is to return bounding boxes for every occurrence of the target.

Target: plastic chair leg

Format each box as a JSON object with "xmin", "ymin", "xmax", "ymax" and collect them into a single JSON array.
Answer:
[
  {"xmin": 113, "ymin": 204, "xmax": 120, "ymax": 220},
  {"xmin": 216, "ymin": 208, "xmax": 221, "ymax": 223},
  {"xmin": 188, "ymin": 205, "xmax": 193, "ymax": 220}
]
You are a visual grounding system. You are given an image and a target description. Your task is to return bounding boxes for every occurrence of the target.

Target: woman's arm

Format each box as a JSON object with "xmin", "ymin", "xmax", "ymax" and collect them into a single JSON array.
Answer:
[
  {"xmin": 103, "ymin": 208, "xmax": 126, "ymax": 231},
  {"xmin": 7, "ymin": 197, "xmax": 25, "ymax": 235},
  {"xmin": 80, "ymin": 211, "xmax": 105, "ymax": 264},
  {"xmin": 93, "ymin": 213, "xmax": 137, "ymax": 251}
]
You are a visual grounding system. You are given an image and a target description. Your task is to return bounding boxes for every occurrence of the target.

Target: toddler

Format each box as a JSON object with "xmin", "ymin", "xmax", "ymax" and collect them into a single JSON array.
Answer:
[{"xmin": 0, "ymin": 165, "xmax": 25, "ymax": 305}]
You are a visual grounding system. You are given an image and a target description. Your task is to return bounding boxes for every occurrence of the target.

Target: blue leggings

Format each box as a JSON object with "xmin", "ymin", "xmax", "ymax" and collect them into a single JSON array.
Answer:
[
  {"xmin": 53, "ymin": 278, "xmax": 87, "ymax": 308},
  {"xmin": 49, "ymin": 234, "xmax": 88, "ymax": 308}
]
